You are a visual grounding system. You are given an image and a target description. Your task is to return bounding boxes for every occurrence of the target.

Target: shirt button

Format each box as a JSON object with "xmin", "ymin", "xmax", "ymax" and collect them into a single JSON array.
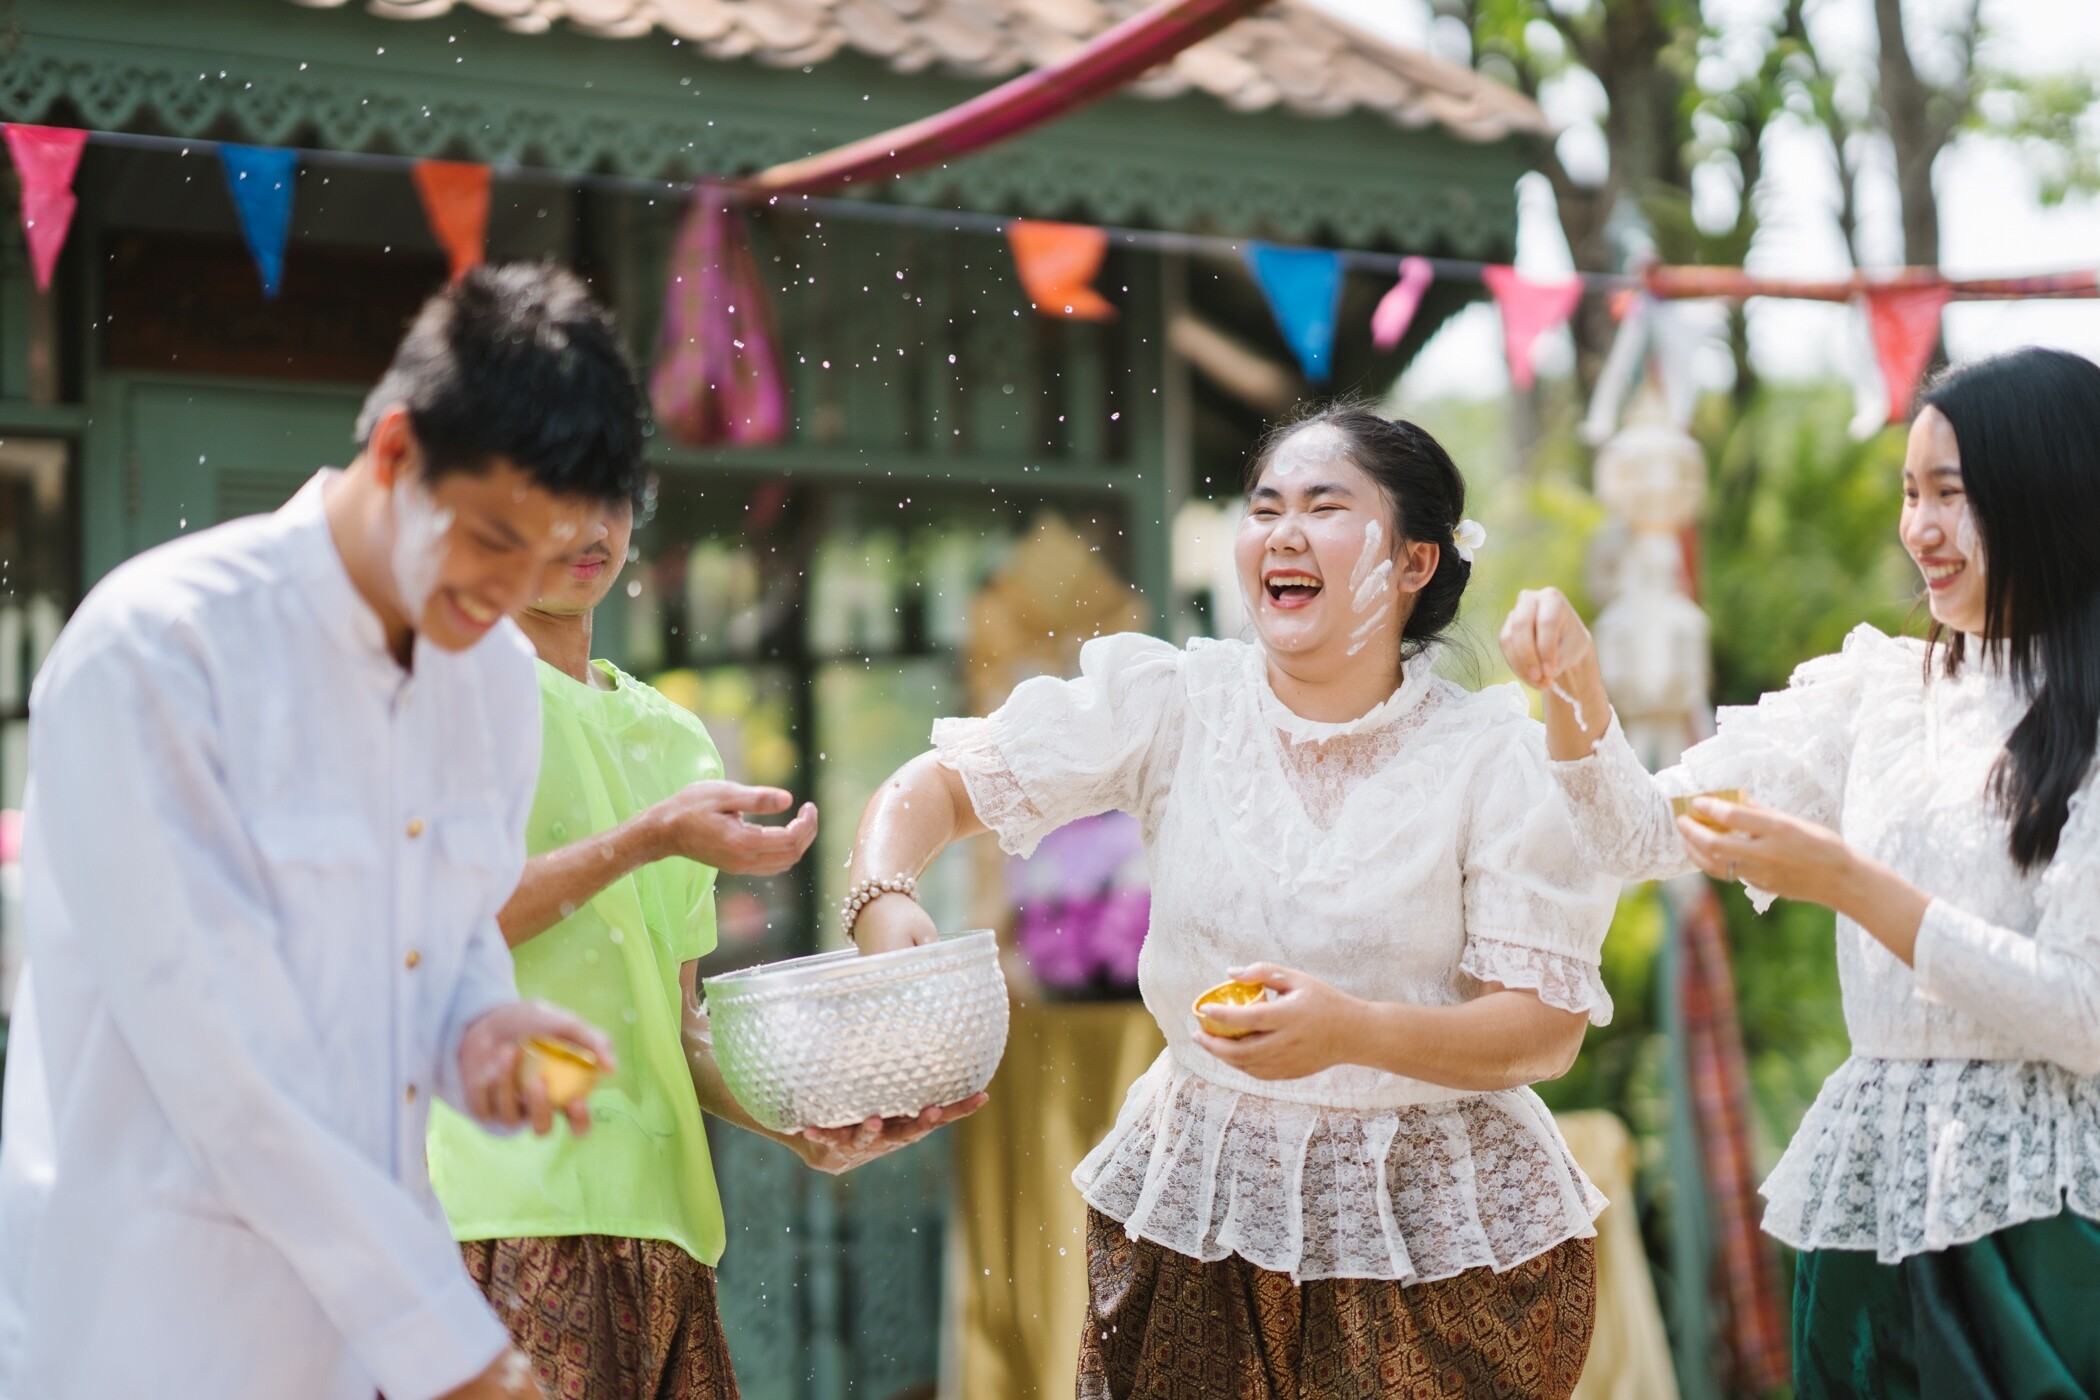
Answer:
[
  {"xmin": 404, "ymin": 949, "xmax": 421, "ymax": 969},
  {"xmin": 405, "ymin": 1083, "xmax": 418, "ymax": 1104},
  {"xmin": 405, "ymin": 819, "xmax": 426, "ymax": 839}
]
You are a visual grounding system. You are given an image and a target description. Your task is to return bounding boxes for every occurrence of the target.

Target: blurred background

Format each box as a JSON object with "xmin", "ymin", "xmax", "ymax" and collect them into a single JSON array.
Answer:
[{"xmin": 1, "ymin": 0, "xmax": 2097, "ymax": 1396}]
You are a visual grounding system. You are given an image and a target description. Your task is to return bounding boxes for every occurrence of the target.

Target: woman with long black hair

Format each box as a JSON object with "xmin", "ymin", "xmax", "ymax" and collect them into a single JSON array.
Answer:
[{"xmin": 1503, "ymin": 345, "xmax": 2100, "ymax": 1397}]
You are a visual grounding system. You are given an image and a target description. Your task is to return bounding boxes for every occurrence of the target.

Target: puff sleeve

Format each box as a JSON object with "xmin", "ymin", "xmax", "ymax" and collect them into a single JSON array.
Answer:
[
  {"xmin": 932, "ymin": 632, "xmax": 1182, "ymax": 859},
  {"xmin": 1459, "ymin": 725, "xmax": 1622, "ymax": 1026},
  {"xmin": 1547, "ymin": 624, "xmax": 1887, "ymax": 910}
]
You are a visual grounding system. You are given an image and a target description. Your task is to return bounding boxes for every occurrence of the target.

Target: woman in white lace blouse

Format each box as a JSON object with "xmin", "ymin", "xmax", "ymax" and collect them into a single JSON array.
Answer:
[
  {"xmin": 849, "ymin": 407, "xmax": 1616, "ymax": 1398},
  {"xmin": 1502, "ymin": 347, "xmax": 2100, "ymax": 1398}
]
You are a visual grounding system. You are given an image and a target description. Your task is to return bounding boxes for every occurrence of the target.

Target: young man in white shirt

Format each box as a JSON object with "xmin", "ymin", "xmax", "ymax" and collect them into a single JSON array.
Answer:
[{"xmin": 0, "ymin": 264, "xmax": 648, "ymax": 1400}]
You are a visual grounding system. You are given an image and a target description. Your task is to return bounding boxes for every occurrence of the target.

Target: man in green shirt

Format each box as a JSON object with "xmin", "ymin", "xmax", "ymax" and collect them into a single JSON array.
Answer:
[{"xmin": 428, "ymin": 495, "xmax": 983, "ymax": 1398}]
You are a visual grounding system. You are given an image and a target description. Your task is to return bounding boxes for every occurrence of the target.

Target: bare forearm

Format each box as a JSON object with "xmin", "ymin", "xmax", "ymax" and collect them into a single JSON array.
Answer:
[
  {"xmin": 850, "ymin": 752, "xmax": 986, "ymax": 887},
  {"xmin": 1340, "ymin": 991, "xmax": 1588, "ymax": 1091},
  {"xmin": 497, "ymin": 812, "xmax": 667, "ymax": 947},
  {"xmin": 1542, "ymin": 654, "xmax": 1612, "ymax": 762}
]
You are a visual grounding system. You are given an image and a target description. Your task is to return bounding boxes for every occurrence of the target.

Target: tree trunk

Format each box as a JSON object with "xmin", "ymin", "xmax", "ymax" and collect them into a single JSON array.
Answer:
[{"xmin": 1874, "ymin": 0, "xmax": 1943, "ymax": 267}]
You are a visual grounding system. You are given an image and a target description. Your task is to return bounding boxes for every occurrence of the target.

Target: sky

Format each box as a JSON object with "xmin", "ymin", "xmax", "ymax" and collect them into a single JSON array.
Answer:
[{"xmin": 1308, "ymin": 0, "xmax": 2100, "ymax": 399}]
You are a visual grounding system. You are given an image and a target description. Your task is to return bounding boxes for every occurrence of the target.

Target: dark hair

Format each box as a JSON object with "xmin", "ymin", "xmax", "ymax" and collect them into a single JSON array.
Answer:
[
  {"xmin": 1918, "ymin": 346, "xmax": 2100, "ymax": 869},
  {"xmin": 1245, "ymin": 404, "xmax": 1472, "ymax": 654},
  {"xmin": 356, "ymin": 263, "xmax": 647, "ymax": 506}
]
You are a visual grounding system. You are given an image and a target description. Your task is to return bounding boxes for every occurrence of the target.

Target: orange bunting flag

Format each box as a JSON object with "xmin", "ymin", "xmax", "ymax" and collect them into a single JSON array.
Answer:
[
  {"xmin": 412, "ymin": 160, "xmax": 491, "ymax": 282},
  {"xmin": 1863, "ymin": 282, "xmax": 1952, "ymax": 421},
  {"xmin": 1006, "ymin": 219, "xmax": 1115, "ymax": 320}
]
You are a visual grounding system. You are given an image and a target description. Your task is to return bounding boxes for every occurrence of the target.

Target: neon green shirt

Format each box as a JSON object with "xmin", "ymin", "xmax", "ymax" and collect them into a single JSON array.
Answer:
[{"xmin": 429, "ymin": 658, "xmax": 726, "ymax": 1265}]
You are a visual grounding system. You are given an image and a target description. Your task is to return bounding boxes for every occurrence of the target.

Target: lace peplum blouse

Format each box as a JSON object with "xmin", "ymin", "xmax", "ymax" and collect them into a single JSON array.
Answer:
[
  {"xmin": 934, "ymin": 633, "xmax": 1617, "ymax": 1283},
  {"xmin": 1548, "ymin": 624, "xmax": 2100, "ymax": 1262}
]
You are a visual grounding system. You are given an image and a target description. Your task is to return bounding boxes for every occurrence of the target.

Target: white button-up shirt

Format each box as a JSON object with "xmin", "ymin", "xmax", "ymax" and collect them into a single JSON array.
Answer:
[{"xmin": 0, "ymin": 473, "xmax": 537, "ymax": 1400}]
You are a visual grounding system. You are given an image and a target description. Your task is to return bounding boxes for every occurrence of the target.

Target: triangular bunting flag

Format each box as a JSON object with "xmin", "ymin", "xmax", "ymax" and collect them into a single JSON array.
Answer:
[
  {"xmin": 1482, "ymin": 266, "xmax": 1583, "ymax": 391},
  {"xmin": 1863, "ymin": 282, "xmax": 1952, "ymax": 421},
  {"xmin": 651, "ymin": 186, "xmax": 789, "ymax": 448},
  {"xmin": 4, "ymin": 125, "xmax": 89, "ymax": 291},
  {"xmin": 1370, "ymin": 256, "xmax": 1434, "ymax": 352},
  {"xmin": 219, "ymin": 144, "xmax": 299, "ymax": 299},
  {"xmin": 1007, "ymin": 219, "xmax": 1114, "ymax": 320},
  {"xmin": 413, "ymin": 160, "xmax": 491, "ymax": 282},
  {"xmin": 1246, "ymin": 243, "xmax": 1343, "ymax": 383}
]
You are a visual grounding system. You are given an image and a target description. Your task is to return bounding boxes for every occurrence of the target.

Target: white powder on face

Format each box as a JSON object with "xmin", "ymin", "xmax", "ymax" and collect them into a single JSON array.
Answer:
[
  {"xmin": 389, "ymin": 474, "xmax": 455, "ymax": 619},
  {"xmin": 1954, "ymin": 502, "xmax": 1986, "ymax": 571},
  {"xmin": 1344, "ymin": 601, "xmax": 1392, "ymax": 656},
  {"xmin": 1265, "ymin": 423, "xmax": 1350, "ymax": 481}
]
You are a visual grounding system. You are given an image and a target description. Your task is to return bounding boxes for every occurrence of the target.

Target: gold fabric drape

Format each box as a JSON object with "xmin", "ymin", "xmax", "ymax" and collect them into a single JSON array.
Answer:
[{"xmin": 950, "ymin": 1001, "xmax": 1164, "ymax": 1400}]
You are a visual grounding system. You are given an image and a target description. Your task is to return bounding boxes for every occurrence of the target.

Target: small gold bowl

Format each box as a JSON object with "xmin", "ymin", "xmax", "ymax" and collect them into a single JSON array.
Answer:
[
  {"xmin": 519, "ymin": 1035, "xmax": 603, "ymax": 1109},
  {"xmin": 1193, "ymin": 980, "xmax": 1268, "ymax": 1039},
  {"xmin": 1670, "ymin": 789, "xmax": 1747, "ymax": 830}
]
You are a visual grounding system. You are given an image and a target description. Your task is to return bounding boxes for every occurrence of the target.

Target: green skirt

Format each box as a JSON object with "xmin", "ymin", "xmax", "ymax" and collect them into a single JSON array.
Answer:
[{"xmin": 1795, "ymin": 1210, "xmax": 2100, "ymax": 1400}]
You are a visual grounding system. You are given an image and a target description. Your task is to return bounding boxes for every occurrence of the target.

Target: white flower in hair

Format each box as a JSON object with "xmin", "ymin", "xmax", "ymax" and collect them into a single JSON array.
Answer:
[{"xmin": 1453, "ymin": 518, "xmax": 1487, "ymax": 564}]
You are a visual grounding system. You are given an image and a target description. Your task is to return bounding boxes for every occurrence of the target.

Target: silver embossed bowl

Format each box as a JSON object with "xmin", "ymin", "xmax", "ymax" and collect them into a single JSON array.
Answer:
[{"xmin": 702, "ymin": 930, "xmax": 1010, "ymax": 1132}]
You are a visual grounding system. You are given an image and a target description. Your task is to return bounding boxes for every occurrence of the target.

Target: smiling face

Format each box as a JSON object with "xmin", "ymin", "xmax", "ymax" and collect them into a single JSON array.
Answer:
[
  {"xmin": 1901, "ymin": 405, "xmax": 1990, "ymax": 637},
  {"xmin": 1234, "ymin": 423, "xmax": 1438, "ymax": 665},
  {"xmin": 399, "ymin": 458, "xmax": 602, "ymax": 652},
  {"xmin": 531, "ymin": 496, "xmax": 635, "ymax": 619}
]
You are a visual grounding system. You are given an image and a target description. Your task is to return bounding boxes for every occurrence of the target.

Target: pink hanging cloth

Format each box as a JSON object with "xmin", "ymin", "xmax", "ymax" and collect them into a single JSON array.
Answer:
[
  {"xmin": 1482, "ymin": 265, "xmax": 1584, "ymax": 391},
  {"xmin": 650, "ymin": 187, "xmax": 789, "ymax": 449},
  {"xmin": 1863, "ymin": 282, "xmax": 1953, "ymax": 420},
  {"xmin": 4, "ymin": 125, "xmax": 89, "ymax": 291}
]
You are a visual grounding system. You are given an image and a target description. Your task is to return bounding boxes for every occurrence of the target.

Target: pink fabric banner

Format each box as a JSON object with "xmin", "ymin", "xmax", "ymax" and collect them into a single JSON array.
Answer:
[
  {"xmin": 1864, "ymin": 282, "xmax": 1953, "ymax": 420},
  {"xmin": 1370, "ymin": 256, "xmax": 1434, "ymax": 352},
  {"xmin": 1483, "ymin": 265, "xmax": 1584, "ymax": 391},
  {"xmin": 4, "ymin": 124, "xmax": 89, "ymax": 291},
  {"xmin": 650, "ymin": 186, "xmax": 789, "ymax": 449}
]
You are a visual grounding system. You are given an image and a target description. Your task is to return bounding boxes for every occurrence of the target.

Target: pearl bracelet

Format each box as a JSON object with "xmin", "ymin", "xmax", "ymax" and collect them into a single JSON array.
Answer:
[{"xmin": 841, "ymin": 873, "xmax": 917, "ymax": 941}]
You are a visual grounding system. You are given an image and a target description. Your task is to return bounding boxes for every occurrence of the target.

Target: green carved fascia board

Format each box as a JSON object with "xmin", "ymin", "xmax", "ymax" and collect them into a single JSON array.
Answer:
[{"xmin": 0, "ymin": 0, "xmax": 1525, "ymax": 254}]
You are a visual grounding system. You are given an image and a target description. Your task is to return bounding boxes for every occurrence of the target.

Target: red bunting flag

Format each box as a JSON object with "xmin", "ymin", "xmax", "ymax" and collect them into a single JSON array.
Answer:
[
  {"xmin": 1370, "ymin": 256, "xmax": 1434, "ymax": 351},
  {"xmin": 4, "ymin": 124, "xmax": 89, "ymax": 291},
  {"xmin": 1006, "ymin": 219, "xmax": 1115, "ymax": 320},
  {"xmin": 1863, "ymin": 282, "xmax": 1952, "ymax": 421},
  {"xmin": 412, "ymin": 160, "xmax": 491, "ymax": 283},
  {"xmin": 1482, "ymin": 266, "xmax": 1584, "ymax": 391}
]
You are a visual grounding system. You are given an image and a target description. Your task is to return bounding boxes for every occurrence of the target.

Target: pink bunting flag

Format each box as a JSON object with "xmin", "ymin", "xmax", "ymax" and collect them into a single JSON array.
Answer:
[
  {"xmin": 1370, "ymin": 256, "xmax": 1434, "ymax": 351},
  {"xmin": 1482, "ymin": 266, "xmax": 1584, "ymax": 391},
  {"xmin": 650, "ymin": 186, "xmax": 789, "ymax": 449},
  {"xmin": 1863, "ymin": 282, "xmax": 1952, "ymax": 421},
  {"xmin": 4, "ymin": 124, "xmax": 89, "ymax": 291}
]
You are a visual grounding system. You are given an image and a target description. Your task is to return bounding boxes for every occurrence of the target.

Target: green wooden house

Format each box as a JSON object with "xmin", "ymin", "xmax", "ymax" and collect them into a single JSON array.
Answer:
[{"xmin": 0, "ymin": 2, "xmax": 1544, "ymax": 1393}]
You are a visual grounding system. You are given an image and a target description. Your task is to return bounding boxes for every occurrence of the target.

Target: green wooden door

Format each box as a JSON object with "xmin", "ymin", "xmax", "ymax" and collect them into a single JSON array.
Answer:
[{"xmin": 84, "ymin": 374, "xmax": 365, "ymax": 585}]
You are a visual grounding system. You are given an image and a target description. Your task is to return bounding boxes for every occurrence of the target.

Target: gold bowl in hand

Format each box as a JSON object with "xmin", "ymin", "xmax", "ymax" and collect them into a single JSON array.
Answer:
[
  {"xmin": 1193, "ymin": 980, "xmax": 1268, "ymax": 1039},
  {"xmin": 1670, "ymin": 789, "xmax": 1747, "ymax": 830},
  {"xmin": 519, "ymin": 1036, "xmax": 603, "ymax": 1109}
]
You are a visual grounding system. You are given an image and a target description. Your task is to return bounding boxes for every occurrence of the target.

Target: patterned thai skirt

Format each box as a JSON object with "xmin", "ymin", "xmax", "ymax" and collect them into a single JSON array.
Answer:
[
  {"xmin": 461, "ymin": 1234, "xmax": 739, "ymax": 1400},
  {"xmin": 1076, "ymin": 1208, "xmax": 1596, "ymax": 1400},
  {"xmin": 1793, "ymin": 1210, "xmax": 2100, "ymax": 1399}
]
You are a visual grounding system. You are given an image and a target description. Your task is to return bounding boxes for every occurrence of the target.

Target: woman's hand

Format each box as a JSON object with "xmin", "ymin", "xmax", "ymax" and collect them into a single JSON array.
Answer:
[
  {"xmin": 850, "ymin": 892, "xmax": 939, "ymax": 954},
  {"xmin": 1676, "ymin": 798, "xmax": 1861, "ymax": 908},
  {"xmin": 793, "ymin": 1093, "xmax": 990, "ymax": 1175},
  {"xmin": 1499, "ymin": 587, "xmax": 1611, "ymax": 758},
  {"xmin": 1499, "ymin": 587, "xmax": 1596, "ymax": 691},
  {"xmin": 1677, "ymin": 797, "xmax": 1931, "ymax": 964},
  {"xmin": 1192, "ymin": 963, "xmax": 1363, "ymax": 1080}
]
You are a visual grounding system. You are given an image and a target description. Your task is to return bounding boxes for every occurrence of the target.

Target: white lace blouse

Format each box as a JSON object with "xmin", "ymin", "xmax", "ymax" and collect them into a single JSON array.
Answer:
[
  {"xmin": 1548, "ymin": 624, "xmax": 2100, "ymax": 1262},
  {"xmin": 934, "ymin": 633, "xmax": 1617, "ymax": 1283}
]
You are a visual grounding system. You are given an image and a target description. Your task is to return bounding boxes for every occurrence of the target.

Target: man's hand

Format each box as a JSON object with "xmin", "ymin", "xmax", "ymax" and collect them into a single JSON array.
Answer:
[
  {"xmin": 794, "ymin": 1094, "xmax": 990, "ymax": 1174},
  {"xmin": 459, "ymin": 1001, "xmax": 617, "ymax": 1137},
  {"xmin": 647, "ymin": 782, "xmax": 818, "ymax": 876},
  {"xmin": 437, "ymin": 1347, "xmax": 544, "ymax": 1399}
]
